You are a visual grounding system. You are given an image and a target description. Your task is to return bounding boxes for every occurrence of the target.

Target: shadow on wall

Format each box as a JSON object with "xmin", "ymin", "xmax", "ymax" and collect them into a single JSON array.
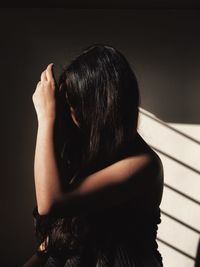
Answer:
[{"xmin": 138, "ymin": 107, "xmax": 200, "ymax": 267}]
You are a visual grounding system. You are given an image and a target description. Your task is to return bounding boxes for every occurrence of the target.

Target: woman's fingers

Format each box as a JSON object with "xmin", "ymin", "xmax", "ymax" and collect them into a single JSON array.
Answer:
[
  {"xmin": 32, "ymin": 63, "xmax": 57, "ymax": 122},
  {"xmin": 40, "ymin": 70, "xmax": 47, "ymax": 82},
  {"xmin": 46, "ymin": 63, "xmax": 54, "ymax": 82},
  {"xmin": 40, "ymin": 63, "xmax": 54, "ymax": 85}
]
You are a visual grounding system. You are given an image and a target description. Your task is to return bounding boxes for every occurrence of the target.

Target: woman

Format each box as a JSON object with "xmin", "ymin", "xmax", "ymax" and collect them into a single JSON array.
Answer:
[{"xmin": 23, "ymin": 44, "xmax": 164, "ymax": 266}]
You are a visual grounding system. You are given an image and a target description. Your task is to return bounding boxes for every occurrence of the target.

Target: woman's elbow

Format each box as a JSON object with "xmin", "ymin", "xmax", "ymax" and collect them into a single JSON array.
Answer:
[{"xmin": 37, "ymin": 201, "xmax": 53, "ymax": 216}]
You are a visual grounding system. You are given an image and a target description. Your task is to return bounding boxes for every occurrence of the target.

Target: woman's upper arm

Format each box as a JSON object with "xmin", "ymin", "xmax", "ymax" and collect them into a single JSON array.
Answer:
[{"xmin": 45, "ymin": 153, "xmax": 156, "ymax": 217}]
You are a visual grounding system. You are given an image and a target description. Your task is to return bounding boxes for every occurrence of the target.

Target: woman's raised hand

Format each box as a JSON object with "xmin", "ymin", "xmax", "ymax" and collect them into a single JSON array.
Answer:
[{"xmin": 32, "ymin": 63, "xmax": 56, "ymax": 123}]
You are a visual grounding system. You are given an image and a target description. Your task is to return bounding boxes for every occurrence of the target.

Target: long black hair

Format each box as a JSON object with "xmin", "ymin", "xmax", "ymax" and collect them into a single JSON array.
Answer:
[{"xmin": 32, "ymin": 43, "xmax": 140, "ymax": 258}]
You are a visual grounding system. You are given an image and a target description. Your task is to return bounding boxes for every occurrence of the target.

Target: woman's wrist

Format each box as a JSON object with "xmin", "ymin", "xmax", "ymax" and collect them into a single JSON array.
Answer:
[{"xmin": 37, "ymin": 117, "xmax": 55, "ymax": 128}]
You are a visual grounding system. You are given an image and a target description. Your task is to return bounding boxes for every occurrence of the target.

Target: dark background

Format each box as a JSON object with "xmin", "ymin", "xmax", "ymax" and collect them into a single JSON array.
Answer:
[{"xmin": 0, "ymin": 6, "xmax": 199, "ymax": 265}]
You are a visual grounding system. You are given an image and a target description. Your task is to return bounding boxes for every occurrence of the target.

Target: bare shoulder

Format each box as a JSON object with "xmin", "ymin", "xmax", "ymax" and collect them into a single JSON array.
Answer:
[
  {"xmin": 122, "ymin": 150, "xmax": 162, "ymax": 182},
  {"xmin": 122, "ymin": 136, "xmax": 164, "ymax": 203},
  {"xmin": 112, "ymin": 149, "xmax": 164, "ymax": 207},
  {"xmin": 151, "ymin": 150, "xmax": 164, "ymax": 176},
  {"xmin": 96, "ymin": 136, "xmax": 163, "ymax": 183},
  {"xmin": 132, "ymin": 133, "xmax": 164, "ymax": 178}
]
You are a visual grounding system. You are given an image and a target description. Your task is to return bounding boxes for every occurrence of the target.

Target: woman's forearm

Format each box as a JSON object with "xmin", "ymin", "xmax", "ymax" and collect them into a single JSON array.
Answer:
[{"xmin": 34, "ymin": 119, "xmax": 63, "ymax": 215}]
